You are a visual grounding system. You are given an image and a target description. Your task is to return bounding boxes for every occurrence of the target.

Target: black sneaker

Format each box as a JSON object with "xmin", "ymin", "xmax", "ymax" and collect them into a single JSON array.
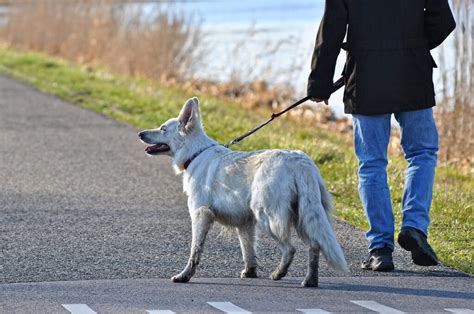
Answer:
[
  {"xmin": 361, "ymin": 247, "xmax": 395, "ymax": 272},
  {"xmin": 398, "ymin": 227, "xmax": 438, "ymax": 266}
]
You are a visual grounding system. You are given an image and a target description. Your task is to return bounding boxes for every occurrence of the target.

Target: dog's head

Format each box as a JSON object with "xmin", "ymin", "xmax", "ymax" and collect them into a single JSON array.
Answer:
[{"xmin": 138, "ymin": 97, "xmax": 203, "ymax": 158}]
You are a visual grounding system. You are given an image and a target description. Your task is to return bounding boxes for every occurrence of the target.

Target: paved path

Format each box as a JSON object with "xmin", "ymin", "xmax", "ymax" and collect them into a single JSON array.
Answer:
[
  {"xmin": 1, "ymin": 277, "xmax": 473, "ymax": 313},
  {"xmin": 0, "ymin": 75, "xmax": 472, "ymax": 313}
]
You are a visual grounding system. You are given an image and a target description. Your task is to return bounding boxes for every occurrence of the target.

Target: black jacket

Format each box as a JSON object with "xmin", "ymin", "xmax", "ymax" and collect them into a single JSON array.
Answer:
[{"xmin": 307, "ymin": 0, "xmax": 456, "ymax": 115}]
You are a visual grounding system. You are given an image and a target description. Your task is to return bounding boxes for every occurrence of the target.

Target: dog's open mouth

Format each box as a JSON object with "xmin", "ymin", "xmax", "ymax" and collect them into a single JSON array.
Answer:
[{"xmin": 145, "ymin": 143, "xmax": 170, "ymax": 155}]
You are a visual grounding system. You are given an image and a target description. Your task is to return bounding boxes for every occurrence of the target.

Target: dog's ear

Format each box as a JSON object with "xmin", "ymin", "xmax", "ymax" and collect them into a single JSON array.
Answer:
[{"xmin": 178, "ymin": 97, "xmax": 201, "ymax": 134}]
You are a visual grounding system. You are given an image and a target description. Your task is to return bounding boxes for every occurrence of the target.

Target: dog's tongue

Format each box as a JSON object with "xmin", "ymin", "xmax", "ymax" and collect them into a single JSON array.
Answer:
[{"xmin": 145, "ymin": 144, "xmax": 168, "ymax": 154}]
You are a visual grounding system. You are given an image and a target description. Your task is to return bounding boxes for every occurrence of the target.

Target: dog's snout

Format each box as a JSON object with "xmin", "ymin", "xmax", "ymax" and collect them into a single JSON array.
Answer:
[{"xmin": 138, "ymin": 131, "xmax": 145, "ymax": 140}]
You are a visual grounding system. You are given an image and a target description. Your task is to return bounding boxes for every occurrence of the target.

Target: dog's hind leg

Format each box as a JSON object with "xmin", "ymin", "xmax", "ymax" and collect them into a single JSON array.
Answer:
[
  {"xmin": 171, "ymin": 206, "xmax": 214, "ymax": 283},
  {"xmin": 271, "ymin": 236, "xmax": 296, "ymax": 280},
  {"xmin": 267, "ymin": 219, "xmax": 295, "ymax": 280},
  {"xmin": 301, "ymin": 245, "xmax": 320, "ymax": 287},
  {"xmin": 238, "ymin": 224, "xmax": 258, "ymax": 278}
]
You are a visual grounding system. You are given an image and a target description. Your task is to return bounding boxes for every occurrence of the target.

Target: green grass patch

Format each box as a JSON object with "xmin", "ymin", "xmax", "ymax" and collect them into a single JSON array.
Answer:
[{"xmin": 0, "ymin": 47, "xmax": 472, "ymax": 274}]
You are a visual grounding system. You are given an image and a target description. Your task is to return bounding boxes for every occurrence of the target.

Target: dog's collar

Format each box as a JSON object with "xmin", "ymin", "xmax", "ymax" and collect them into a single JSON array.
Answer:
[{"xmin": 183, "ymin": 144, "xmax": 217, "ymax": 171}]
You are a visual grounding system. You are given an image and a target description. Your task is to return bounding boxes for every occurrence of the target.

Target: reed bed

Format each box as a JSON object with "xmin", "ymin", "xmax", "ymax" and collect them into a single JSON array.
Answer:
[{"xmin": 0, "ymin": 0, "xmax": 203, "ymax": 82}]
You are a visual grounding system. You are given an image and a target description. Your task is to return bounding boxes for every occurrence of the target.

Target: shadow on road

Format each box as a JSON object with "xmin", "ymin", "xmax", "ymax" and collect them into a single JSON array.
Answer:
[{"xmin": 187, "ymin": 277, "xmax": 473, "ymax": 300}]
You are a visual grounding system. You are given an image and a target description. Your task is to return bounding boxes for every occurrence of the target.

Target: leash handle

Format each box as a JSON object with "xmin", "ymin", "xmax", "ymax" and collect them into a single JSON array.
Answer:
[
  {"xmin": 224, "ymin": 77, "xmax": 345, "ymax": 148},
  {"xmin": 332, "ymin": 76, "xmax": 345, "ymax": 93}
]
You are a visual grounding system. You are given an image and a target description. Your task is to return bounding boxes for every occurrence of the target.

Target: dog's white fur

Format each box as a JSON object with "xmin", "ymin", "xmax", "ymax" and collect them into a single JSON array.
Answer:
[{"xmin": 139, "ymin": 97, "xmax": 348, "ymax": 287}]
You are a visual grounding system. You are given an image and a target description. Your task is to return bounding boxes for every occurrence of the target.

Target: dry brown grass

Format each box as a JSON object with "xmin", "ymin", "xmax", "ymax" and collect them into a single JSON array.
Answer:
[
  {"xmin": 436, "ymin": 0, "xmax": 473, "ymax": 173},
  {"xmin": 0, "ymin": 0, "xmax": 203, "ymax": 82},
  {"xmin": 0, "ymin": 0, "xmax": 300, "ymax": 108}
]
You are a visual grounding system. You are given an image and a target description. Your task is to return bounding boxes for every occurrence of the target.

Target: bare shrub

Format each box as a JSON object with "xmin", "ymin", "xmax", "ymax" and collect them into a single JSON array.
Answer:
[
  {"xmin": 180, "ymin": 25, "xmax": 305, "ymax": 110},
  {"xmin": 0, "ymin": 0, "xmax": 203, "ymax": 82},
  {"xmin": 436, "ymin": 0, "xmax": 473, "ymax": 173}
]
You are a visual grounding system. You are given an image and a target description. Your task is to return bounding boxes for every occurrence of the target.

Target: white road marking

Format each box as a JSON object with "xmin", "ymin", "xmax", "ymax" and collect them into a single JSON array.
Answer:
[
  {"xmin": 207, "ymin": 302, "xmax": 251, "ymax": 313},
  {"xmin": 297, "ymin": 309, "xmax": 331, "ymax": 314},
  {"xmin": 445, "ymin": 309, "xmax": 474, "ymax": 314},
  {"xmin": 146, "ymin": 310, "xmax": 176, "ymax": 314},
  {"xmin": 351, "ymin": 300, "xmax": 405, "ymax": 313},
  {"xmin": 62, "ymin": 304, "xmax": 97, "ymax": 314}
]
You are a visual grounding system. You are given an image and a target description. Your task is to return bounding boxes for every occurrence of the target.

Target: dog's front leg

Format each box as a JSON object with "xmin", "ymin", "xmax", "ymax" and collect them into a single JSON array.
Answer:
[{"xmin": 171, "ymin": 206, "xmax": 214, "ymax": 283}]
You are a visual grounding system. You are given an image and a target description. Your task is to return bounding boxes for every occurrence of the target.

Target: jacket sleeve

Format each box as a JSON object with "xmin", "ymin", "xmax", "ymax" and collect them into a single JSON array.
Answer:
[
  {"xmin": 424, "ymin": 0, "xmax": 456, "ymax": 49},
  {"xmin": 307, "ymin": 0, "xmax": 347, "ymax": 99}
]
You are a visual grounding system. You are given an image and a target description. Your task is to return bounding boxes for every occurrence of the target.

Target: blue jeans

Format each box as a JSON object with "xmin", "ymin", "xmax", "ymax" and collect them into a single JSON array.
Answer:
[{"xmin": 352, "ymin": 108, "xmax": 438, "ymax": 252}]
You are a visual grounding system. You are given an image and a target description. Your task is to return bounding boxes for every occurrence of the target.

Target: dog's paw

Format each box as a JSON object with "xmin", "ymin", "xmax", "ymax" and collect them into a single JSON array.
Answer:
[
  {"xmin": 240, "ymin": 268, "xmax": 258, "ymax": 278},
  {"xmin": 171, "ymin": 274, "xmax": 190, "ymax": 283},
  {"xmin": 270, "ymin": 270, "xmax": 286, "ymax": 281},
  {"xmin": 301, "ymin": 278, "xmax": 318, "ymax": 288}
]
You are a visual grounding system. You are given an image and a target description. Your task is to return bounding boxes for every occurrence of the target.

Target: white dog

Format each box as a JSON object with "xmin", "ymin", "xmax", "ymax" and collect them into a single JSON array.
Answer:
[{"xmin": 139, "ymin": 97, "xmax": 348, "ymax": 287}]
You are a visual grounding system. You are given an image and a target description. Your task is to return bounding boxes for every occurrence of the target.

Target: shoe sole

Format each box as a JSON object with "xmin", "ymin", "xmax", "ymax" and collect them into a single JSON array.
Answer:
[
  {"xmin": 373, "ymin": 263, "xmax": 395, "ymax": 272},
  {"xmin": 398, "ymin": 233, "xmax": 438, "ymax": 266},
  {"xmin": 361, "ymin": 262, "xmax": 394, "ymax": 272}
]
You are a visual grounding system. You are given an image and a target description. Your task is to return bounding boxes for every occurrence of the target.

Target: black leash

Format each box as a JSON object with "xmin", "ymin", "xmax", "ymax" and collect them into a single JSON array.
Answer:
[{"xmin": 223, "ymin": 77, "xmax": 345, "ymax": 148}]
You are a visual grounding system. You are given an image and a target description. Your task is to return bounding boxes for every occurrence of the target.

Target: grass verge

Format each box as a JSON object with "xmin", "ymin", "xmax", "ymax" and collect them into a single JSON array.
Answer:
[{"xmin": 0, "ymin": 47, "xmax": 472, "ymax": 274}]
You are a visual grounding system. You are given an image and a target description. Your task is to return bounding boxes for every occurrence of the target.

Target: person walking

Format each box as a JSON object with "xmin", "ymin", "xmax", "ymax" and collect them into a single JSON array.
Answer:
[{"xmin": 307, "ymin": 0, "xmax": 456, "ymax": 271}]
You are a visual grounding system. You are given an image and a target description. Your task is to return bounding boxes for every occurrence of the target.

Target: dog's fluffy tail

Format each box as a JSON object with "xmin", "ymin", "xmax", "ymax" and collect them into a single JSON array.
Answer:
[{"xmin": 296, "ymin": 164, "xmax": 348, "ymax": 273}]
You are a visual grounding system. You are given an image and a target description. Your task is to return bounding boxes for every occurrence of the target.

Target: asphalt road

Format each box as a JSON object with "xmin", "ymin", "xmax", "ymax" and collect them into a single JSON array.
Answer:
[
  {"xmin": 0, "ymin": 75, "xmax": 472, "ymax": 313},
  {"xmin": 1, "ymin": 277, "xmax": 473, "ymax": 314}
]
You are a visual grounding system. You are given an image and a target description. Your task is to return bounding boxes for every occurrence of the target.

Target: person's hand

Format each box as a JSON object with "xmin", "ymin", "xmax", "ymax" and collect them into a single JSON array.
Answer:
[{"xmin": 310, "ymin": 98, "xmax": 329, "ymax": 105}]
